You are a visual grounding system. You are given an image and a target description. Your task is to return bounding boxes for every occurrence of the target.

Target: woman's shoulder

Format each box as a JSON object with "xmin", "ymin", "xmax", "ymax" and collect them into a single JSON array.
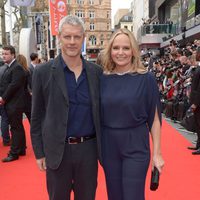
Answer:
[{"xmin": 144, "ymin": 71, "xmax": 157, "ymax": 81}]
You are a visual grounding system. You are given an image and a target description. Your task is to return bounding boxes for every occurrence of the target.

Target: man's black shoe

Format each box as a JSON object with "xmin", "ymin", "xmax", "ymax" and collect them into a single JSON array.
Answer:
[
  {"xmin": 3, "ymin": 141, "xmax": 11, "ymax": 146},
  {"xmin": 2, "ymin": 153, "xmax": 19, "ymax": 162},
  {"xmin": 188, "ymin": 146, "xmax": 198, "ymax": 150},
  {"xmin": 192, "ymin": 148, "xmax": 200, "ymax": 155},
  {"xmin": 18, "ymin": 150, "xmax": 26, "ymax": 156}
]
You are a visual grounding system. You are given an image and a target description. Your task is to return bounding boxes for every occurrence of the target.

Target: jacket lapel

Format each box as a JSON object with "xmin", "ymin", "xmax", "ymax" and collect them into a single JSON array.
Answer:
[{"xmin": 51, "ymin": 55, "xmax": 69, "ymax": 103}]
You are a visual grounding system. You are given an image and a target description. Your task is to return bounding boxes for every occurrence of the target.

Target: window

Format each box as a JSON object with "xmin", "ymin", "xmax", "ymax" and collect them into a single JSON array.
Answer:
[
  {"xmin": 67, "ymin": 0, "xmax": 71, "ymax": 4},
  {"xmin": 89, "ymin": 35, "xmax": 96, "ymax": 45},
  {"xmin": 89, "ymin": 0, "xmax": 94, "ymax": 5},
  {"xmin": 124, "ymin": 16, "xmax": 129, "ymax": 21},
  {"xmin": 76, "ymin": 0, "xmax": 84, "ymax": 5},
  {"xmin": 75, "ymin": 10, "xmax": 85, "ymax": 18},
  {"xmin": 90, "ymin": 23, "xmax": 95, "ymax": 30},
  {"xmin": 100, "ymin": 40, "xmax": 104, "ymax": 45},
  {"xmin": 107, "ymin": 11, "xmax": 109, "ymax": 18},
  {"xmin": 124, "ymin": 25, "xmax": 128, "ymax": 29},
  {"xmin": 89, "ymin": 11, "xmax": 95, "ymax": 18},
  {"xmin": 107, "ymin": 23, "xmax": 110, "ymax": 30}
]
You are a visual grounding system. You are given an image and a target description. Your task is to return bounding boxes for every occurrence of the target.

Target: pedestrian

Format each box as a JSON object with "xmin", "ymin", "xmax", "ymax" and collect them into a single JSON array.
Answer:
[
  {"xmin": 29, "ymin": 52, "xmax": 39, "ymax": 89},
  {"xmin": 30, "ymin": 15, "xmax": 102, "ymax": 200},
  {"xmin": 188, "ymin": 47, "xmax": 200, "ymax": 154},
  {"xmin": 100, "ymin": 28, "xmax": 164, "ymax": 200},
  {"xmin": 0, "ymin": 45, "xmax": 27, "ymax": 162},
  {"xmin": 0, "ymin": 60, "xmax": 10, "ymax": 146},
  {"xmin": 16, "ymin": 54, "xmax": 32, "ymax": 122}
]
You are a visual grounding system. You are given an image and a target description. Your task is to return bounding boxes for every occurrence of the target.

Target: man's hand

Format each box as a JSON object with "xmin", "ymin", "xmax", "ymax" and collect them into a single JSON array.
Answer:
[
  {"xmin": 0, "ymin": 97, "xmax": 5, "ymax": 105},
  {"xmin": 191, "ymin": 104, "xmax": 197, "ymax": 112},
  {"xmin": 36, "ymin": 157, "xmax": 47, "ymax": 171}
]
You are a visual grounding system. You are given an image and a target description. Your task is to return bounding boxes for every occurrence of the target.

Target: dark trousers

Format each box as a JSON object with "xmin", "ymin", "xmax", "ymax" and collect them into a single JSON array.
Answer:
[
  {"xmin": 46, "ymin": 138, "xmax": 98, "ymax": 200},
  {"xmin": 194, "ymin": 107, "xmax": 200, "ymax": 148},
  {"xmin": 7, "ymin": 109, "xmax": 26, "ymax": 155},
  {"xmin": 102, "ymin": 126, "xmax": 150, "ymax": 200},
  {"xmin": 0, "ymin": 105, "xmax": 10, "ymax": 143}
]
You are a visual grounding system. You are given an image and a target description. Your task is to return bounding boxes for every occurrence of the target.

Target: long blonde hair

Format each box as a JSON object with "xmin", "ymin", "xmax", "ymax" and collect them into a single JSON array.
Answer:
[{"xmin": 102, "ymin": 28, "xmax": 147, "ymax": 74}]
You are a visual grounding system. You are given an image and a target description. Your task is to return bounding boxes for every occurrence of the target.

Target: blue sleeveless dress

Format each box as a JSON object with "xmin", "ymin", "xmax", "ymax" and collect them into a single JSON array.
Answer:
[{"xmin": 100, "ymin": 72, "xmax": 161, "ymax": 200}]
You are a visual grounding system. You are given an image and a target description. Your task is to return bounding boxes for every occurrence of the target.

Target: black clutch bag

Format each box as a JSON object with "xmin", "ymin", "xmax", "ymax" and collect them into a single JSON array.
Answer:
[{"xmin": 150, "ymin": 167, "xmax": 160, "ymax": 191}]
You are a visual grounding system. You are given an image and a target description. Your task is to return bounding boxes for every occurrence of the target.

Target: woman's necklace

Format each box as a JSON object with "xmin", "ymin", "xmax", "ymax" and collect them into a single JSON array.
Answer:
[{"xmin": 114, "ymin": 68, "xmax": 132, "ymax": 75}]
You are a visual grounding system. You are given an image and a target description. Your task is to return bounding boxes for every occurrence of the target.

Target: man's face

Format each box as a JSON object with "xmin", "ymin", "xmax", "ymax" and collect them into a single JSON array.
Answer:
[
  {"xmin": 2, "ymin": 49, "xmax": 15, "ymax": 64},
  {"xmin": 58, "ymin": 24, "xmax": 84, "ymax": 58}
]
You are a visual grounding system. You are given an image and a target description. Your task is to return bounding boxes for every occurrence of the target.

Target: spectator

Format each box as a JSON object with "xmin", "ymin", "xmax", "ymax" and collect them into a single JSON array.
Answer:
[
  {"xmin": 29, "ymin": 53, "xmax": 39, "ymax": 88},
  {"xmin": 0, "ymin": 45, "xmax": 27, "ymax": 162},
  {"xmin": 0, "ymin": 60, "xmax": 10, "ymax": 146},
  {"xmin": 16, "ymin": 54, "xmax": 32, "ymax": 122},
  {"xmin": 188, "ymin": 47, "xmax": 200, "ymax": 154}
]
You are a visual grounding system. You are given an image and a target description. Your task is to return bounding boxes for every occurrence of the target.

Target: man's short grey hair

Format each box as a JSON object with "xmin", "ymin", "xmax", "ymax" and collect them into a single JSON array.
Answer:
[{"xmin": 58, "ymin": 15, "xmax": 85, "ymax": 34}]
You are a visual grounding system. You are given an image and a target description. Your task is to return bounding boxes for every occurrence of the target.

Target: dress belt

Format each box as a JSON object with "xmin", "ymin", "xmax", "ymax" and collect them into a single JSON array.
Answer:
[{"xmin": 66, "ymin": 135, "xmax": 96, "ymax": 144}]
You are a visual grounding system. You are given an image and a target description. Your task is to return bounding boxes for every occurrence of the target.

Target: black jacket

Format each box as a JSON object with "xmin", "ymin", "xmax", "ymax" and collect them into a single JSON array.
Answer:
[
  {"xmin": 0, "ymin": 60, "xmax": 26, "ymax": 113},
  {"xmin": 30, "ymin": 55, "xmax": 102, "ymax": 169},
  {"xmin": 190, "ymin": 66, "xmax": 200, "ymax": 107}
]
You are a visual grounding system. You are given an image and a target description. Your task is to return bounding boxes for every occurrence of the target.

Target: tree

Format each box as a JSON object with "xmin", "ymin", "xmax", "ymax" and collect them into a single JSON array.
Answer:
[{"xmin": 0, "ymin": 0, "xmax": 7, "ymax": 45}]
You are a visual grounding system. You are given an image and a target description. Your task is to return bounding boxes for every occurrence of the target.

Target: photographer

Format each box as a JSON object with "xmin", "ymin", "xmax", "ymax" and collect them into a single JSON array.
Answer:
[{"xmin": 187, "ymin": 47, "xmax": 200, "ymax": 154}]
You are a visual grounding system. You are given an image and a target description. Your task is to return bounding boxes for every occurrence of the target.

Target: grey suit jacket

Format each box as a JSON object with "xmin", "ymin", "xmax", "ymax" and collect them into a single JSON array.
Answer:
[{"xmin": 30, "ymin": 54, "xmax": 102, "ymax": 169}]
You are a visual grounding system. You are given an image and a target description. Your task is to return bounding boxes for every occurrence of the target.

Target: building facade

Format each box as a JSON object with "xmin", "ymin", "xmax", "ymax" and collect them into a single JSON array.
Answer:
[
  {"xmin": 32, "ymin": 0, "xmax": 112, "ymax": 61},
  {"xmin": 66, "ymin": 0, "xmax": 112, "ymax": 61},
  {"xmin": 114, "ymin": 9, "xmax": 129, "ymax": 27}
]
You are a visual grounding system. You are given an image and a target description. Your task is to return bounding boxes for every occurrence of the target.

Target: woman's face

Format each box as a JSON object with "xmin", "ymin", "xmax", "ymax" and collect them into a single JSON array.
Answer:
[{"xmin": 111, "ymin": 34, "xmax": 133, "ymax": 69}]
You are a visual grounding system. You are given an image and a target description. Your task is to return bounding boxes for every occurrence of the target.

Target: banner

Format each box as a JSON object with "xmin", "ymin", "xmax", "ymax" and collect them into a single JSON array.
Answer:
[
  {"xmin": 10, "ymin": 0, "xmax": 35, "ymax": 7},
  {"xmin": 49, "ymin": 0, "xmax": 67, "ymax": 36}
]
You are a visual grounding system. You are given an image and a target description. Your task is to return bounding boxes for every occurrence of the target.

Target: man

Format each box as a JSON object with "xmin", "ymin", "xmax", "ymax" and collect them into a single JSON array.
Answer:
[
  {"xmin": 29, "ymin": 52, "xmax": 39, "ymax": 72},
  {"xmin": 29, "ymin": 52, "xmax": 39, "ymax": 89},
  {"xmin": 30, "ymin": 15, "xmax": 102, "ymax": 200},
  {"xmin": 0, "ymin": 45, "xmax": 26, "ymax": 162},
  {"xmin": 188, "ymin": 47, "xmax": 200, "ymax": 154},
  {"xmin": 0, "ymin": 60, "xmax": 10, "ymax": 146}
]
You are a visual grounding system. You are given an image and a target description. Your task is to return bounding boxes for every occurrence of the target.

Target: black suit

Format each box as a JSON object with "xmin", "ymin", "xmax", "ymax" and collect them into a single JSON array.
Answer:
[
  {"xmin": 0, "ymin": 60, "xmax": 26, "ymax": 155},
  {"xmin": 29, "ymin": 63, "xmax": 35, "ymax": 90},
  {"xmin": 190, "ymin": 66, "xmax": 200, "ymax": 148},
  {"xmin": 31, "ymin": 55, "xmax": 102, "ymax": 200}
]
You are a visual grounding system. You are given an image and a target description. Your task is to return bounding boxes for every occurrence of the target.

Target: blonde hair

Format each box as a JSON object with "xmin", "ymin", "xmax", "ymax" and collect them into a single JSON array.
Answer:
[
  {"xmin": 102, "ymin": 28, "xmax": 147, "ymax": 74},
  {"xmin": 16, "ymin": 54, "xmax": 29, "ymax": 72}
]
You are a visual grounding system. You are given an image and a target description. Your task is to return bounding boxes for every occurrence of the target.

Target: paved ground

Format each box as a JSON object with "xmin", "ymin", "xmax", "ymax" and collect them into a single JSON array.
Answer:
[{"xmin": 163, "ymin": 115, "xmax": 197, "ymax": 145}]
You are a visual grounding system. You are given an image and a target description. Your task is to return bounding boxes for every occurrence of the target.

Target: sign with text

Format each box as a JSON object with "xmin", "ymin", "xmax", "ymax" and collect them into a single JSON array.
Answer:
[{"xmin": 49, "ymin": 0, "xmax": 67, "ymax": 36}]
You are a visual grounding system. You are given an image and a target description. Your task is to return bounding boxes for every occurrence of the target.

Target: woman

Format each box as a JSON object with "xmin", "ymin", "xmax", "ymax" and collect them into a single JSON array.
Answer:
[
  {"xmin": 16, "ymin": 54, "xmax": 32, "ymax": 122},
  {"xmin": 100, "ymin": 28, "xmax": 164, "ymax": 200}
]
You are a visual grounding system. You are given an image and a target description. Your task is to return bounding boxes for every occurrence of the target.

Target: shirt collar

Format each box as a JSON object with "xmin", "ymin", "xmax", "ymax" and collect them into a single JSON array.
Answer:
[
  {"xmin": 60, "ymin": 55, "xmax": 86, "ymax": 72},
  {"xmin": 8, "ymin": 59, "xmax": 15, "ymax": 67}
]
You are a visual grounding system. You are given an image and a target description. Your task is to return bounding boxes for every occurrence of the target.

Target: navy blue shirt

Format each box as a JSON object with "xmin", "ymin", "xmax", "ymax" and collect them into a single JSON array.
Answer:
[{"xmin": 61, "ymin": 57, "xmax": 95, "ymax": 137}]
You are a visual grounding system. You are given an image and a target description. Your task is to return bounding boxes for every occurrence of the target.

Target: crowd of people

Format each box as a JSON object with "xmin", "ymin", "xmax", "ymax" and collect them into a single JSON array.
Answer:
[
  {"xmin": 142, "ymin": 38, "xmax": 200, "ymax": 155},
  {"xmin": 1, "ymin": 14, "xmax": 200, "ymax": 200}
]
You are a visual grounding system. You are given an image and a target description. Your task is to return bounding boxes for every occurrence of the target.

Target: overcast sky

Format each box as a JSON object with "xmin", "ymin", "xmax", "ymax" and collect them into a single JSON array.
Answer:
[
  {"xmin": 111, "ymin": 0, "xmax": 132, "ymax": 17},
  {"xmin": 111, "ymin": 0, "xmax": 132, "ymax": 27}
]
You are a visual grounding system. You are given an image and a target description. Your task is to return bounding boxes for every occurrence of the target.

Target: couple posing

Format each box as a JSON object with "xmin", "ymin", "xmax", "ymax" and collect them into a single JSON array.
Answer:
[{"xmin": 30, "ymin": 15, "xmax": 164, "ymax": 200}]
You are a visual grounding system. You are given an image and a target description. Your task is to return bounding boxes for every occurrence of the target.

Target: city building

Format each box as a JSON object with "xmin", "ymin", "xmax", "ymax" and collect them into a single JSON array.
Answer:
[
  {"xmin": 114, "ymin": 10, "xmax": 133, "ymax": 31},
  {"xmin": 31, "ymin": 0, "xmax": 112, "ymax": 61},
  {"xmin": 128, "ymin": 0, "xmax": 200, "ymax": 55},
  {"xmin": 114, "ymin": 9, "xmax": 129, "ymax": 27},
  {"xmin": 67, "ymin": 0, "xmax": 112, "ymax": 61}
]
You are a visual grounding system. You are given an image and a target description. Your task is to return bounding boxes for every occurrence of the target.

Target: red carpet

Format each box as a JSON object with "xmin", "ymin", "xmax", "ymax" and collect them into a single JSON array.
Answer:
[{"xmin": 0, "ymin": 119, "xmax": 200, "ymax": 200}]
